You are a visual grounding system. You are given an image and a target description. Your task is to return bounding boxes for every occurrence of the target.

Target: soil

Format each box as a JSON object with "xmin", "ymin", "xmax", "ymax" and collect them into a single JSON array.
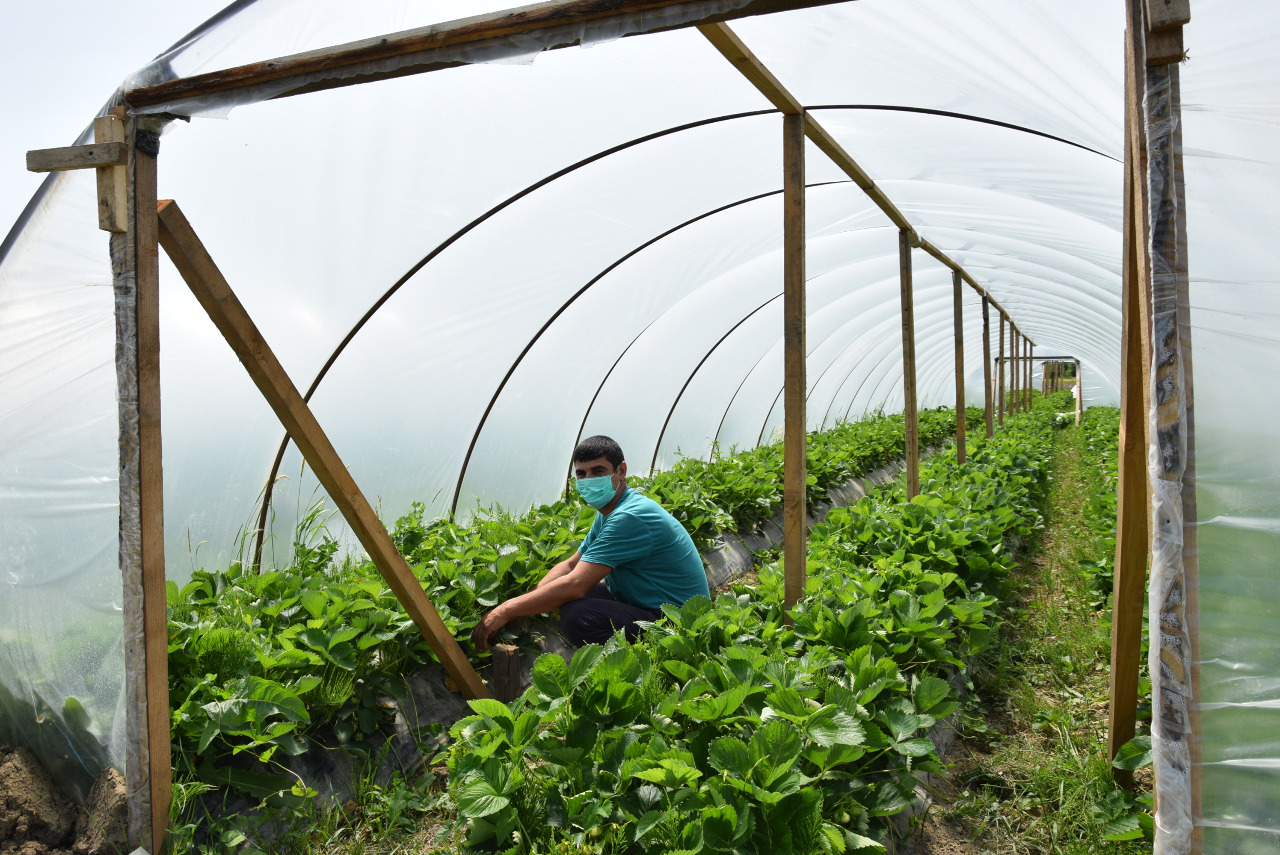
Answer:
[{"xmin": 0, "ymin": 747, "xmax": 128, "ymax": 855}]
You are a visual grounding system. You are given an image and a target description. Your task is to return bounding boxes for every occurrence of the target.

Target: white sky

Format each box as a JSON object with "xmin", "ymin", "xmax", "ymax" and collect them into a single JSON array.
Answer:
[{"xmin": 1, "ymin": 0, "xmax": 230, "ymax": 234}]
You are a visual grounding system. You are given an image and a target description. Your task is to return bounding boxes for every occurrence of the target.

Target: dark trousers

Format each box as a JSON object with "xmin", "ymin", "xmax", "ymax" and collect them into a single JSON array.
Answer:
[{"xmin": 560, "ymin": 584, "xmax": 663, "ymax": 646}]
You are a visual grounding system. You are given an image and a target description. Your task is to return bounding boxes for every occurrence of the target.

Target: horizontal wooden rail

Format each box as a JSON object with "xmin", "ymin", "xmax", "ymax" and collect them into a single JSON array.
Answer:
[
  {"xmin": 26, "ymin": 142, "xmax": 127, "ymax": 172},
  {"xmin": 700, "ymin": 22, "xmax": 1033, "ymax": 341},
  {"xmin": 124, "ymin": 0, "xmax": 849, "ymax": 109}
]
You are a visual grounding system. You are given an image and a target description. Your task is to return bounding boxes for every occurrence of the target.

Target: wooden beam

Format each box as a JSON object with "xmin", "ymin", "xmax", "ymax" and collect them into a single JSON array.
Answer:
[
  {"xmin": 1145, "ymin": 26, "xmax": 1185, "ymax": 65},
  {"xmin": 998, "ymin": 315, "xmax": 1006, "ymax": 426},
  {"xmin": 125, "ymin": 0, "xmax": 850, "ymax": 111},
  {"xmin": 96, "ymin": 111, "xmax": 129, "ymax": 233},
  {"xmin": 982, "ymin": 297, "xmax": 994, "ymax": 438},
  {"xmin": 700, "ymin": 23, "xmax": 1019, "ymax": 321},
  {"xmin": 899, "ymin": 228, "xmax": 919, "ymax": 499},
  {"xmin": 1146, "ymin": 0, "xmax": 1190, "ymax": 30},
  {"xmin": 1026, "ymin": 340, "xmax": 1033, "ymax": 410},
  {"xmin": 1076, "ymin": 361, "xmax": 1084, "ymax": 425},
  {"xmin": 803, "ymin": 117, "xmax": 911, "ymax": 230},
  {"xmin": 697, "ymin": 23, "xmax": 801, "ymax": 116},
  {"xmin": 154, "ymin": 200, "xmax": 489, "ymax": 701},
  {"xmin": 1109, "ymin": 24, "xmax": 1152, "ymax": 788},
  {"xmin": 782, "ymin": 112, "xmax": 807, "ymax": 611},
  {"xmin": 25, "ymin": 141, "xmax": 127, "ymax": 173},
  {"xmin": 951, "ymin": 270, "xmax": 966, "ymax": 464},
  {"xmin": 1010, "ymin": 328, "xmax": 1019, "ymax": 416},
  {"xmin": 699, "ymin": 23, "xmax": 913, "ymax": 234},
  {"xmin": 114, "ymin": 114, "xmax": 169, "ymax": 854}
]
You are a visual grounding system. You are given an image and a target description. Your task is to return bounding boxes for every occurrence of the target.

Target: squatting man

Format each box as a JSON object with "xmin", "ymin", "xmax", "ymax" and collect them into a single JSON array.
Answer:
[{"xmin": 470, "ymin": 435, "xmax": 709, "ymax": 650}]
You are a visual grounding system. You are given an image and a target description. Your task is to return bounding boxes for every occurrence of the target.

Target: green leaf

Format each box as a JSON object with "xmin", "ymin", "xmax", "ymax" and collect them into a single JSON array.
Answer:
[
  {"xmin": 634, "ymin": 809, "xmax": 664, "ymax": 841},
  {"xmin": 531, "ymin": 654, "xmax": 572, "ymax": 699},
  {"xmin": 456, "ymin": 779, "xmax": 510, "ymax": 819},
  {"xmin": 1102, "ymin": 814, "xmax": 1144, "ymax": 841},
  {"xmin": 912, "ymin": 676, "xmax": 952, "ymax": 714},
  {"xmin": 300, "ymin": 589, "xmax": 326, "ymax": 619},
  {"xmin": 469, "ymin": 698, "xmax": 515, "ymax": 723},
  {"xmin": 702, "ymin": 804, "xmax": 737, "ymax": 851},
  {"xmin": 663, "ymin": 660, "xmax": 701, "ymax": 682},
  {"xmin": 750, "ymin": 719, "xmax": 802, "ymax": 786},
  {"xmin": 568, "ymin": 644, "xmax": 604, "ymax": 687},
  {"xmin": 894, "ymin": 737, "xmax": 936, "ymax": 757},
  {"xmin": 633, "ymin": 758, "xmax": 702, "ymax": 789},
  {"xmin": 512, "ymin": 711, "xmax": 540, "ymax": 748},
  {"xmin": 1111, "ymin": 734, "xmax": 1152, "ymax": 771},
  {"xmin": 708, "ymin": 737, "xmax": 752, "ymax": 778}
]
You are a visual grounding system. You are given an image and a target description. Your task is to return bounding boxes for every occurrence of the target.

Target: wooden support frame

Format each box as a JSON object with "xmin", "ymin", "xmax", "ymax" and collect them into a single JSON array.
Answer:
[
  {"xmin": 1110, "ymin": 17, "xmax": 1154, "ymax": 792},
  {"xmin": 951, "ymin": 270, "xmax": 967, "ymax": 463},
  {"xmin": 1076, "ymin": 361, "xmax": 1084, "ymax": 425},
  {"xmin": 1026, "ymin": 340, "xmax": 1033, "ymax": 410},
  {"xmin": 93, "ymin": 115, "xmax": 129, "ymax": 233},
  {"xmin": 25, "ymin": 141, "xmax": 127, "ymax": 172},
  {"xmin": 1011, "ymin": 328, "xmax": 1020, "ymax": 416},
  {"xmin": 997, "ymin": 316, "xmax": 1006, "ymax": 426},
  {"xmin": 112, "ymin": 112, "xmax": 169, "ymax": 854},
  {"xmin": 982, "ymin": 297, "xmax": 994, "ymax": 438},
  {"xmin": 899, "ymin": 228, "xmax": 919, "ymax": 499},
  {"xmin": 125, "ymin": 0, "xmax": 854, "ymax": 112},
  {"xmin": 698, "ymin": 23, "xmax": 1023, "ymax": 327},
  {"xmin": 782, "ymin": 112, "xmax": 807, "ymax": 611},
  {"xmin": 154, "ymin": 200, "xmax": 489, "ymax": 702}
]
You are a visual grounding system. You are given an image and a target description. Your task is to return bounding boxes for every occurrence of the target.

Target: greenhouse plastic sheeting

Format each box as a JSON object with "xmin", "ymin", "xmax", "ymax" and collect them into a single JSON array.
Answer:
[
  {"xmin": 1179, "ymin": 1, "xmax": 1280, "ymax": 851},
  {"xmin": 1, "ymin": 0, "xmax": 1142, "ymax": 805}
]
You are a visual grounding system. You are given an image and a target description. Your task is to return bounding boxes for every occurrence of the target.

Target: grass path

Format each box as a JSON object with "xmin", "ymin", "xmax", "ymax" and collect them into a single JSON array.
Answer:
[{"xmin": 924, "ymin": 420, "xmax": 1151, "ymax": 854}]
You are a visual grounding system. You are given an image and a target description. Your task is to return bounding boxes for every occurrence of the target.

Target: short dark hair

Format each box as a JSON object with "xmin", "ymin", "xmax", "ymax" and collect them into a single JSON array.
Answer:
[{"xmin": 573, "ymin": 435, "xmax": 624, "ymax": 469}]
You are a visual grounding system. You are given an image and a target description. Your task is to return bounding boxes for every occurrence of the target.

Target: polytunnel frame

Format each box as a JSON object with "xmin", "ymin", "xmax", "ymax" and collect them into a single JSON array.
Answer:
[{"xmin": 19, "ymin": 0, "xmax": 1202, "ymax": 850}]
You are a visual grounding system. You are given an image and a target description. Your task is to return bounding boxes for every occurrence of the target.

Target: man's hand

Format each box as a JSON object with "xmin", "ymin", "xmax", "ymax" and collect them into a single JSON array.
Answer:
[{"xmin": 470, "ymin": 605, "xmax": 511, "ymax": 652}]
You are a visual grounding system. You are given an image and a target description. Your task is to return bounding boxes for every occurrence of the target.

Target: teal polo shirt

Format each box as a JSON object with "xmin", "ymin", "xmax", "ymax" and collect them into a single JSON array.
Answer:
[{"xmin": 578, "ymin": 487, "xmax": 709, "ymax": 610}]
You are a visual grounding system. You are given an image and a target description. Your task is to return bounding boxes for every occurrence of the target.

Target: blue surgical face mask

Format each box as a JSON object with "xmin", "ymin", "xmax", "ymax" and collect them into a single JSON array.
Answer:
[{"xmin": 576, "ymin": 471, "xmax": 619, "ymax": 510}]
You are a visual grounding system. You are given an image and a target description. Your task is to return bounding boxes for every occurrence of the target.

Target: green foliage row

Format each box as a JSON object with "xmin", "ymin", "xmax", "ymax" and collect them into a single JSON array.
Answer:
[
  {"xmin": 639, "ymin": 408, "xmax": 975, "ymax": 552},
  {"xmin": 164, "ymin": 408, "xmax": 970, "ymax": 804},
  {"xmin": 445, "ymin": 406, "xmax": 1064, "ymax": 854}
]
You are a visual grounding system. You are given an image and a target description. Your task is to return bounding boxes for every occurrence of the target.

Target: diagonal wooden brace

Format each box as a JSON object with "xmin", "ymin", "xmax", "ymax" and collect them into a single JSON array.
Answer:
[{"xmin": 155, "ymin": 199, "xmax": 489, "ymax": 700}]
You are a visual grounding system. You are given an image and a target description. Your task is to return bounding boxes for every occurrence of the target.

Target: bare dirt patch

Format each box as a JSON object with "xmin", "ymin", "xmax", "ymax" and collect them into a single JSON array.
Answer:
[{"xmin": 0, "ymin": 746, "xmax": 128, "ymax": 855}]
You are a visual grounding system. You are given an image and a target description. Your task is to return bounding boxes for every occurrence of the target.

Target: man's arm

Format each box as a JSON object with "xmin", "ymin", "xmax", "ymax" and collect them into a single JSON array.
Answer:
[
  {"xmin": 470, "ymin": 559, "xmax": 612, "ymax": 651},
  {"xmin": 535, "ymin": 552, "xmax": 580, "ymax": 589}
]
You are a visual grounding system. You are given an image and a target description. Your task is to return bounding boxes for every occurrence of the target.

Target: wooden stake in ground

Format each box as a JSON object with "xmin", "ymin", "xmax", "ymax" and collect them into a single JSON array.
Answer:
[
  {"xmin": 155, "ymin": 200, "xmax": 488, "ymax": 701},
  {"xmin": 782, "ymin": 112, "xmax": 807, "ymax": 611},
  {"xmin": 109, "ymin": 110, "xmax": 171, "ymax": 855},
  {"xmin": 982, "ymin": 297, "xmax": 993, "ymax": 438},
  {"xmin": 1011, "ymin": 329, "xmax": 1020, "ymax": 415},
  {"xmin": 1076, "ymin": 361, "xmax": 1084, "ymax": 425},
  {"xmin": 899, "ymin": 228, "xmax": 919, "ymax": 498},
  {"xmin": 952, "ymin": 270, "xmax": 967, "ymax": 464},
  {"xmin": 998, "ymin": 316, "xmax": 1006, "ymax": 426}
]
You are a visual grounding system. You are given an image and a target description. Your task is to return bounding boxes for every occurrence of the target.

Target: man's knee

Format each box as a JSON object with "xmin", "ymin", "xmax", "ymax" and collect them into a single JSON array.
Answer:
[
  {"xmin": 560, "ymin": 597, "xmax": 640, "ymax": 646},
  {"xmin": 559, "ymin": 597, "xmax": 598, "ymax": 646}
]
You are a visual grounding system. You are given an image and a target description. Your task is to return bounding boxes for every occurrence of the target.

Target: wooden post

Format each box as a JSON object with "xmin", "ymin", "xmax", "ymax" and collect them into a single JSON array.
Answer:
[
  {"xmin": 1109, "ymin": 24, "xmax": 1153, "ymax": 788},
  {"xmin": 1076, "ymin": 361, "xmax": 1084, "ymax": 425},
  {"xmin": 782, "ymin": 112, "xmax": 807, "ymax": 611},
  {"xmin": 982, "ymin": 297, "xmax": 993, "ymax": 438},
  {"xmin": 111, "ymin": 110, "xmax": 170, "ymax": 855},
  {"xmin": 1010, "ymin": 329, "xmax": 1020, "ymax": 416},
  {"xmin": 154, "ymin": 200, "xmax": 489, "ymax": 701},
  {"xmin": 490, "ymin": 644, "xmax": 522, "ymax": 703},
  {"xmin": 951, "ymin": 271, "xmax": 966, "ymax": 463},
  {"xmin": 997, "ymin": 316, "xmax": 1006, "ymax": 426},
  {"xmin": 1026, "ymin": 341, "xmax": 1033, "ymax": 410},
  {"xmin": 899, "ymin": 228, "xmax": 919, "ymax": 499}
]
